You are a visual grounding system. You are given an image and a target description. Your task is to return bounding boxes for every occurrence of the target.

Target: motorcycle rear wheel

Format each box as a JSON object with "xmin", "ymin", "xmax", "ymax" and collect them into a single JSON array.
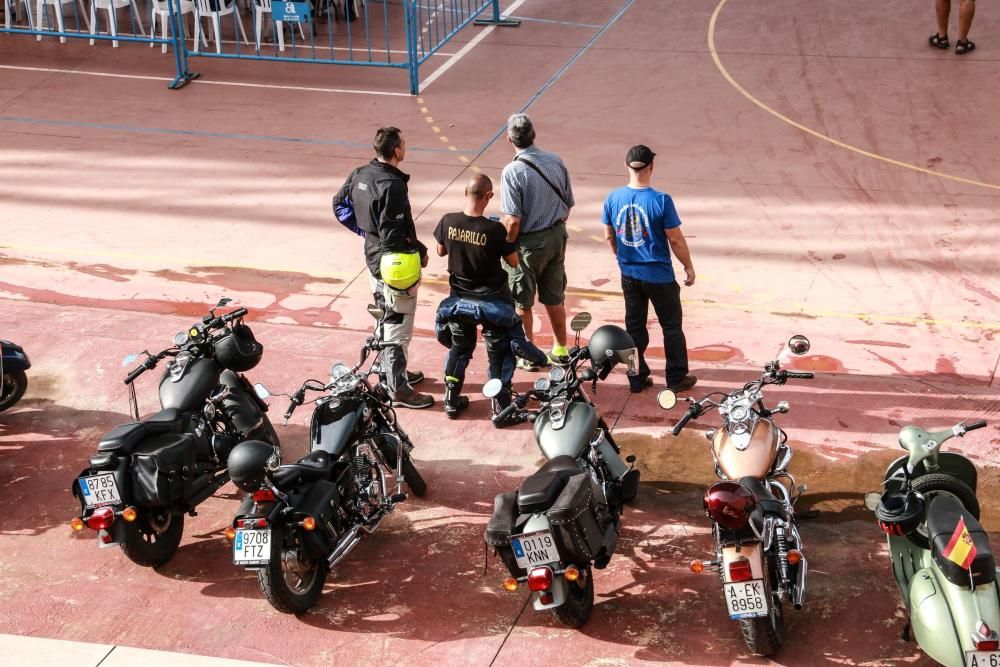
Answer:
[
  {"xmin": 907, "ymin": 474, "xmax": 980, "ymax": 549},
  {"xmin": 739, "ymin": 557, "xmax": 786, "ymax": 656},
  {"xmin": 121, "ymin": 509, "xmax": 184, "ymax": 568},
  {"xmin": 0, "ymin": 370, "xmax": 28, "ymax": 412},
  {"xmin": 258, "ymin": 521, "xmax": 326, "ymax": 614},
  {"xmin": 551, "ymin": 566, "xmax": 594, "ymax": 628}
]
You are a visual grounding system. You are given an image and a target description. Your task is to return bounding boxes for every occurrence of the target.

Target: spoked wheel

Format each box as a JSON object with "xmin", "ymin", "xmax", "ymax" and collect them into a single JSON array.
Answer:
[
  {"xmin": 121, "ymin": 509, "xmax": 184, "ymax": 568},
  {"xmin": 258, "ymin": 521, "xmax": 326, "ymax": 614},
  {"xmin": 907, "ymin": 474, "xmax": 980, "ymax": 549},
  {"xmin": 739, "ymin": 559, "xmax": 786, "ymax": 657},
  {"xmin": 0, "ymin": 370, "xmax": 28, "ymax": 413},
  {"xmin": 551, "ymin": 566, "xmax": 594, "ymax": 628}
]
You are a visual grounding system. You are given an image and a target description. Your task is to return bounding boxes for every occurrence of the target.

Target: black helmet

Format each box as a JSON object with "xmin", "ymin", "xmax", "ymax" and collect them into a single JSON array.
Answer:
[
  {"xmin": 875, "ymin": 491, "xmax": 924, "ymax": 536},
  {"xmin": 215, "ymin": 324, "xmax": 263, "ymax": 372},
  {"xmin": 587, "ymin": 324, "xmax": 638, "ymax": 379},
  {"xmin": 228, "ymin": 440, "xmax": 277, "ymax": 492}
]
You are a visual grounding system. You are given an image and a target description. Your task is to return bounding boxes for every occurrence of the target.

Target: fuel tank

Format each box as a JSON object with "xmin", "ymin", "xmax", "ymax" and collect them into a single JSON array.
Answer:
[
  {"xmin": 713, "ymin": 419, "xmax": 778, "ymax": 479},
  {"xmin": 311, "ymin": 396, "xmax": 367, "ymax": 459},
  {"xmin": 534, "ymin": 401, "xmax": 598, "ymax": 461},
  {"xmin": 158, "ymin": 357, "xmax": 221, "ymax": 412}
]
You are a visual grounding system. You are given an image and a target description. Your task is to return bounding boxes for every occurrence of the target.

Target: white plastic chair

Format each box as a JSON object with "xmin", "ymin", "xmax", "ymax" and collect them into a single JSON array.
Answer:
[
  {"xmin": 34, "ymin": 0, "xmax": 90, "ymax": 42},
  {"xmin": 88, "ymin": 0, "xmax": 145, "ymax": 47},
  {"xmin": 4, "ymin": 0, "xmax": 32, "ymax": 29},
  {"xmin": 149, "ymin": 0, "xmax": 204, "ymax": 53},
  {"xmin": 252, "ymin": 0, "xmax": 304, "ymax": 52},
  {"xmin": 193, "ymin": 0, "xmax": 248, "ymax": 54}
]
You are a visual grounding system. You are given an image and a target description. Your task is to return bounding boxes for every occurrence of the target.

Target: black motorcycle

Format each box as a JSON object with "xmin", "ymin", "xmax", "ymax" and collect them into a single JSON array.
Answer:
[
  {"xmin": 0, "ymin": 338, "xmax": 31, "ymax": 413},
  {"xmin": 70, "ymin": 298, "xmax": 279, "ymax": 567},
  {"xmin": 226, "ymin": 303, "xmax": 427, "ymax": 614},
  {"xmin": 484, "ymin": 314, "xmax": 640, "ymax": 628}
]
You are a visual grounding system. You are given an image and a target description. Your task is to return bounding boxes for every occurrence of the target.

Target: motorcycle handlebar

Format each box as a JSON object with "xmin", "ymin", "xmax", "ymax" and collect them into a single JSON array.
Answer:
[
  {"xmin": 671, "ymin": 409, "xmax": 697, "ymax": 436},
  {"xmin": 784, "ymin": 371, "xmax": 814, "ymax": 380},
  {"xmin": 493, "ymin": 401, "xmax": 519, "ymax": 424},
  {"xmin": 965, "ymin": 419, "xmax": 988, "ymax": 432},
  {"xmin": 221, "ymin": 307, "xmax": 248, "ymax": 323},
  {"xmin": 283, "ymin": 391, "xmax": 305, "ymax": 420},
  {"xmin": 123, "ymin": 350, "xmax": 172, "ymax": 385}
]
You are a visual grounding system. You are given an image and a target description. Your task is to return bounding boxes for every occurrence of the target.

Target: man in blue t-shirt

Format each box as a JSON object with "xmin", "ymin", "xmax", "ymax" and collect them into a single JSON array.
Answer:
[{"xmin": 602, "ymin": 145, "xmax": 698, "ymax": 393}]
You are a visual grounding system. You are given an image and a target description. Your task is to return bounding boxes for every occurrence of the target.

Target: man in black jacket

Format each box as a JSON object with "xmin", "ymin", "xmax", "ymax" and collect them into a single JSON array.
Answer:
[{"xmin": 333, "ymin": 127, "xmax": 433, "ymax": 409}]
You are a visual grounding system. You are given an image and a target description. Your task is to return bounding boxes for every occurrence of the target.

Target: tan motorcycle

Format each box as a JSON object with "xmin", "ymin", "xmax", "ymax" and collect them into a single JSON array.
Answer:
[{"xmin": 658, "ymin": 335, "xmax": 814, "ymax": 657}]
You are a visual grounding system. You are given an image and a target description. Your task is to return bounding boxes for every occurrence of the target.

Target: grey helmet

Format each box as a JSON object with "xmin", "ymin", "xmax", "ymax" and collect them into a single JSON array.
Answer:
[{"xmin": 587, "ymin": 324, "xmax": 638, "ymax": 379}]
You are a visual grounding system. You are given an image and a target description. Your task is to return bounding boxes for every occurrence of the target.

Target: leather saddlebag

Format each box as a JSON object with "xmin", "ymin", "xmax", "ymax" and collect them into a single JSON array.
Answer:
[
  {"xmin": 485, "ymin": 490, "xmax": 526, "ymax": 577},
  {"xmin": 131, "ymin": 434, "xmax": 197, "ymax": 507},
  {"xmin": 547, "ymin": 472, "xmax": 603, "ymax": 565}
]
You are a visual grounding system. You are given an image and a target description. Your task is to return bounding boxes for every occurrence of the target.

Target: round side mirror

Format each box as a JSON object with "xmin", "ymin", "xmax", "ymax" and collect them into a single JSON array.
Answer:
[
  {"xmin": 367, "ymin": 304, "xmax": 386, "ymax": 321},
  {"xmin": 482, "ymin": 378, "xmax": 503, "ymax": 399},
  {"xmin": 864, "ymin": 492, "xmax": 882, "ymax": 511},
  {"xmin": 657, "ymin": 389, "xmax": 677, "ymax": 410},
  {"xmin": 216, "ymin": 296, "xmax": 233, "ymax": 308},
  {"xmin": 253, "ymin": 383, "xmax": 270, "ymax": 400},
  {"xmin": 570, "ymin": 312, "xmax": 592, "ymax": 333},
  {"xmin": 788, "ymin": 335, "xmax": 811, "ymax": 356}
]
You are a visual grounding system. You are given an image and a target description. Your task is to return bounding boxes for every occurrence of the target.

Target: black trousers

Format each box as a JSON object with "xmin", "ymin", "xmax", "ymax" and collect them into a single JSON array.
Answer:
[{"xmin": 621, "ymin": 276, "xmax": 689, "ymax": 388}]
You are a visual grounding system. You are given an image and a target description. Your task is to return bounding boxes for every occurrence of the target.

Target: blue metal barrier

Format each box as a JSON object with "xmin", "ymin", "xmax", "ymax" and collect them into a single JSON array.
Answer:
[{"xmin": 1, "ymin": 0, "xmax": 517, "ymax": 93}]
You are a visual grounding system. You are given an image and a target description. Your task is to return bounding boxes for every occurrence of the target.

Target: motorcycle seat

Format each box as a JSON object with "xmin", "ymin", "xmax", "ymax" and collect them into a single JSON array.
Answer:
[
  {"xmin": 926, "ymin": 495, "xmax": 995, "ymax": 588},
  {"xmin": 271, "ymin": 450, "xmax": 334, "ymax": 491},
  {"xmin": 517, "ymin": 456, "xmax": 581, "ymax": 514},
  {"xmin": 97, "ymin": 409, "xmax": 185, "ymax": 455},
  {"xmin": 739, "ymin": 476, "xmax": 788, "ymax": 519},
  {"xmin": 143, "ymin": 408, "xmax": 185, "ymax": 433}
]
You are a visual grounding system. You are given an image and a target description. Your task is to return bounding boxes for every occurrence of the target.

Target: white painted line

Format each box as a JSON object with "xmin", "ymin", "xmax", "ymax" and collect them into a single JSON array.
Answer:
[
  {"xmin": 418, "ymin": 0, "xmax": 532, "ymax": 93},
  {"xmin": 213, "ymin": 37, "xmax": 457, "ymax": 57},
  {"xmin": 0, "ymin": 64, "xmax": 410, "ymax": 97}
]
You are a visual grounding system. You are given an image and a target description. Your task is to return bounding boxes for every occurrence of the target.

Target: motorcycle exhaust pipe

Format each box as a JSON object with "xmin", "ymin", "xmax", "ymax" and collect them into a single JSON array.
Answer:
[
  {"xmin": 792, "ymin": 555, "xmax": 808, "ymax": 610},
  {"xmin": 327, "ymin": 524, "xmax": 362, "ymax": 570}
]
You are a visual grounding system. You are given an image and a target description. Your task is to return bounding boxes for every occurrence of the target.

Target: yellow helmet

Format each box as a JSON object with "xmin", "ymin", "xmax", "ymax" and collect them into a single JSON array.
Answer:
[{"xmin": 380, "ymin": 252, "xmax": 421, "ymax": 290}]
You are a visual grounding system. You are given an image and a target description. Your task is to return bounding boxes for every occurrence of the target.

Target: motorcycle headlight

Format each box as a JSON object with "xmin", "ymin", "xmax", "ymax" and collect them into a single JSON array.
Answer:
[{"xmin": 169, "ymin": 351, "xmax": 192, "ymax": 382}]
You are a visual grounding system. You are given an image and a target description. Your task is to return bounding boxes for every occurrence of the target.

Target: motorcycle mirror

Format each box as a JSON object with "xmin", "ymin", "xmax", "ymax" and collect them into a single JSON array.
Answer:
[
  {"xmin": 788, "ymin": 334, "xmax": 811, "ymax": 356},
  {"xmin": 657, "ymin": 389, "xmax": 677, "ymax": 410},
  {"xmin": 579, "ymin": 367, "xmax": 597, "ymax": 382},
  {"xmin": 534, "ymin": 378, "xmax": 551, "ymax": 392},
  {"xmin": 122, "ymin": 353, "xmax": 139, "ymax": 367},
  {"xmin": 864, "ymin": 491, "xmax": 882, "ymax": 511},
  {"xmin": 482, "ymin": 378, "xmax": 503, "ymax": 398},
  {"xmin": 253, "ymin": 383, "xmax": 270, "ymax": 400},
  {"xmin": 367, "ymin": 304, "xmax": 385, "ymax": 321},
  {"xmin": 570, "ymin": 312, "xmax": 592, "ymax": 333},
  {"xmin": 216, "ymin": 297, "xmax": 233, "ymax": 308}
]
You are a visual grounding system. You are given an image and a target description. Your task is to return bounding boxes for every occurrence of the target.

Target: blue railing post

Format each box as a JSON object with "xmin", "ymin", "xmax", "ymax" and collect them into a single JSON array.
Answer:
[
  {"xmin": 405, "ymin": 0, "xmax": 420, "ymax": 94},
  {"xmin": 474, "ymin": 0, "xmax": 521, "ymax": 27},
  {"xmin": 166, "ymin": 0, "xmax": 199, "ymax": 88}
]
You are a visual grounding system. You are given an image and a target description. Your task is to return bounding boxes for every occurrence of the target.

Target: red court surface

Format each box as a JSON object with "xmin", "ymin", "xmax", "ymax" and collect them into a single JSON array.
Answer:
[{"xmin": 2, "ymin": 0, "xmax": 1000, "ymax": 665}]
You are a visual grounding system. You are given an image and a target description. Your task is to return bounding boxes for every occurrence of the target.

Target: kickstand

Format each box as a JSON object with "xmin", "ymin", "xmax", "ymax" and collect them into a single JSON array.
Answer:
[
  {"xmin": 483, "ymin": 542, "xmax": 489, "ymax": 576},
  {"xmin": 901, "ymin": 621, "xmax": 911, "ymax": 642},
  {"xmin": 794, "ymin": 508, "xmax": 820, "ymax": 520}
]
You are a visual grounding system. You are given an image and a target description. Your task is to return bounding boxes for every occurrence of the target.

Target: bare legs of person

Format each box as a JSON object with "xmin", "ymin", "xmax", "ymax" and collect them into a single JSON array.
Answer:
[
  {"xmin": 935, "ymin": 0, "xmax": 950, "ymax": 38},
  {"xmin": 958, "ymin": 0, "xmax": 975, "ymax": 41},
  {"xmin": 934, "ymin": 0, "xmax": 975, "ymax": 52}
]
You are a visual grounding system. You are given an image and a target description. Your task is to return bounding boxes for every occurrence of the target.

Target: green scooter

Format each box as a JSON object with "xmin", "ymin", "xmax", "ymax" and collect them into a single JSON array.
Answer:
[{"xmin": 865, "ymin": 418, "xmax": 999, "ymax": 667}]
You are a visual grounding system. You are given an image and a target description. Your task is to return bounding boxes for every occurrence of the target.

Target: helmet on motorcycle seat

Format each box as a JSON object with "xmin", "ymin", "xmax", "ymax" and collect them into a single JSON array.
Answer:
[
  {"xmin": 587, "ymin": 324, "xmax": 638, "ymax": 379},
  {"xmin": 214, "ymin": 324, "xmax": 263, "ymax": 372},
  {"xmin": 228, "ymin": 440, "xmax": 277, "ymax": 492},
  {"xmin": 875, "ymin": 491, "xmax": 924, "ymax": 536}
]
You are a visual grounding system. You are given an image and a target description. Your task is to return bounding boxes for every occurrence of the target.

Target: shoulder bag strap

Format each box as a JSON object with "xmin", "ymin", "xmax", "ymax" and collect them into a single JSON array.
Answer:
[{"xmin": 515, "ymin": 156, "xmax": 571, "ymax": 210}]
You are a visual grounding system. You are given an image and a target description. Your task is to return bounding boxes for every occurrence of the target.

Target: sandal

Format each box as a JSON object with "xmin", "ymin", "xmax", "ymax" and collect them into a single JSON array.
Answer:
[
  {"xmin": 929, "ymin": 33, "xmax": 950, "ymax": 49},
  {"xmin": 956, "ymin": 39, "xmax": 976, "ymax": 55}
]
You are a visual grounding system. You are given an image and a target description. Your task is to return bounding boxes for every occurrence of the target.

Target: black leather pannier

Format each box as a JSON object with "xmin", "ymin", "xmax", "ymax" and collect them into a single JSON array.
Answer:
[
  {"xmin": 548, "ymin": 472, "xmax": 603, "ymax": 566},
  {"xmin": 131, "ymin": 434, "xmax": 197, "ymax": 507},
  {"xmin": 485, "ymin": 490, "xmax": 526, "ymax": 577}
]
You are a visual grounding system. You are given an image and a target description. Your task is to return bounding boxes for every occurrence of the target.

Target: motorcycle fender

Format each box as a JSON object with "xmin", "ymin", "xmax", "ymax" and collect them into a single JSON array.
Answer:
[
  {"xmin": 518, "ymin": 514, "xmax": 568, "ymax": 610},
  {"xmin": 884, "ymin": 453, "xmax": 978, "ymax": 494},
  {"xmin": 0, "ymin": 341, "xmax": 30, "ymax": 371},
  {"xmin": 721, "ymin": 543, "xmax": 765, "ymax": 582},
  {"xmin": 909, "ymin": 567, "xmax": 968, "ymax": 667}
]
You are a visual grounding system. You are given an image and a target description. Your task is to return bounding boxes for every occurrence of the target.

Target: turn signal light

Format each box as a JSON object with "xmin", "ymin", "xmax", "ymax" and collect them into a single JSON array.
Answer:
[
  {"xmin": 527, "ymin": 566, "xmax": 554, "ymax": 592},
  {"xmin": 86, "ymin": 507, "xmax": 116, "ymax": 531},
  {"xmin": 787, "ymin": 550, "xmax": 802, "ymax": 565},
  {"xmin": 564, "ymin": 566, "xmax": 580, "ymax": 582},
  {"xmin": 301, "ymin": 516, "xmax": 317, "ymax": 531},
  {"xmin": 728, "ymin": 558, "xmax": 754, "ymax": 583},
  {"xmin": 70, "ymin": 517, "xmax": 85, "ymax": 532},
  {"xmin": 121, "ymin": 507, "xmax": 137, "ymax": 523},
  {"xmin": 502, "ymin": 578, "xmax": 519, "ymax": 592},
  {"xmin": 224, "ymin": 527, "xmax": 237, "ymax": 541},
  {"xmin": 690, "ymin": 559, "xmax": 705, "ymax": 574}
]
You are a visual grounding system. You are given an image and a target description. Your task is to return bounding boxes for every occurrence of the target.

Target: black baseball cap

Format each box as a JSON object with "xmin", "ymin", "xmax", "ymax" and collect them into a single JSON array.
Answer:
[{"xmin": 626, "ymin": 145, "xmax": 656, "ymax": 170}]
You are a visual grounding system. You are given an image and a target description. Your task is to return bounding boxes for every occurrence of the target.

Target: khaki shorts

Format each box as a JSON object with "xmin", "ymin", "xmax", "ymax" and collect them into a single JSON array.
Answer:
[{"xmin": 506, "ymin": 223, "xmax": 568, "ymax": 309}]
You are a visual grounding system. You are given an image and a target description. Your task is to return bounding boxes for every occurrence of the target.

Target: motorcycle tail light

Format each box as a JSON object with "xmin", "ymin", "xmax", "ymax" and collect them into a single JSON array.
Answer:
[
  {"xmin": 728, "ymin": 558, "xmax": 754, "ymax": 582},
  {"xmin": 86, "ymin": 507, "xmax": 115, "ymax": 531},
  {"xmin": 704, "ymin": 481, "xmax": 757, "ymax": 530},
  {"xmin": 70, "ymin": 517, "xmax": 85, "ymax": 532},
  {"xmin": 236, "ymin": 519, "xmax": 246, "ymax": 528},
  {"xmin": 252, "ymin": 489, "xmax": 276, "ymax": 503},
  {"xmin": 528, "ymin": 566, "xmax": 554, "ymax": 592},
  {"xmin": 975, "ymin": 621, "xmax": 999, "ymax": 650},
  {"xmin": 976, "ymin": 639, "xmax": 1000, "ymax": 651}
]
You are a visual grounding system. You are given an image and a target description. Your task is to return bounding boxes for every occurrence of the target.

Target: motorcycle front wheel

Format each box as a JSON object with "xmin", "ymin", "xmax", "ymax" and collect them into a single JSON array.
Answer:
[
  {"xmin": 0, "ymin": 370, "xmax": 28, "ymax": 412},
  {"xmin": 121, "ymin": 509, "xmax": 184, "ymax": 568},
  {"xmin": 258, "ymin": 521, "xmax": 326, "ymax": 614},
  {"xmin": 551, "ymin": 566, "xmax": 594, "ymax": 628},
  {"xmin": 739, "ymin": 559, "xmax": 786, "ymax": 656}
]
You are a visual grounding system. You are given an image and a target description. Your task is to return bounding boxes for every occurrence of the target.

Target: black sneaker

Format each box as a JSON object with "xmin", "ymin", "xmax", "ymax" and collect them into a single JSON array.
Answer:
[
  {"xmin": 630, "ymin": 377, "xmax": 654, "ymax": 394},
  {"xmin": 667, "ymin": 375, "xmax": 698, "ymax": 393},
  {"xmin": 392, "ymin": 388, "xmax": 434, "ymax": 409},
  {"xmin": 406, "ymin": 370, "xmax": 425, "ymax": 386},
  {"xmin": 444, "ymin": 395, "xmax": 469, "ymax": 419}
]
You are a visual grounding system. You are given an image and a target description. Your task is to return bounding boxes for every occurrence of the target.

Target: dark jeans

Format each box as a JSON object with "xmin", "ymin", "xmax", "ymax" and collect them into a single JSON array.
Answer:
[
  {"xmin": 440, "ymin": 318, "xmax": 524, "ymax": 390},
  {"xmin": 621, "ymin": 276, "xmax": 689, "ymax": 388}
]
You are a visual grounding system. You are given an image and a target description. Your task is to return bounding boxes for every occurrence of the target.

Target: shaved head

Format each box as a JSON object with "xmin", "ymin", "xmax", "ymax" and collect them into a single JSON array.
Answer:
[{"xmin": 465, "ymin": 173, "xmax": 493, "ymax": 198}]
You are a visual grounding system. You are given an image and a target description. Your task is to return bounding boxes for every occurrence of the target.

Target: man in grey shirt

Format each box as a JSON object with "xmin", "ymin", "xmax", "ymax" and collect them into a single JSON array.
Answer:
[{"xmin": 499, "ymin": 114, "xmax": 574, "ymax": 369}]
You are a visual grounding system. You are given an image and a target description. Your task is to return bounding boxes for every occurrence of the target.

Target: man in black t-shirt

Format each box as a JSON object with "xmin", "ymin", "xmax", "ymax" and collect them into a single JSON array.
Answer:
[{"xmin": 433, "ymin": 174, "xmax": 527, "ymax": 420}]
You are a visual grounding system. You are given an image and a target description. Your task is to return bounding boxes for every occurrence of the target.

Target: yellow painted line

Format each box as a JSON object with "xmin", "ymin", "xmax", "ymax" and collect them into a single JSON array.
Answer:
[
  {"xmin": 448, "ymin": 146, "xmax": 458, "ymax": 152},
  {"xmin": 416, "ymin": 97, "xmax": 424, "ymax": 104},
  {"xmin": 431, "ymin": 126, "xmax": 441, "ymax": 133},
  {"xmin": 708, "ymin": 0, "xmax": 1000, "ymax": 192},
  {"xmin": 568, "ymin": 224, "xmax": 582, "ymax": 232},
  {"xmin": 420, "ymin": 107, "xmax": 429, "ymax": 113},
  {"xmin": 425, "ymin": 117, "xmax": 435, "ymax": 123},
  {"xmin": 438, "ymin": 136, "xmax": 450, "ymax": 143},
  {"xmin": 458, "ymin": 156, "xmax": 470, "ymax": 163}
]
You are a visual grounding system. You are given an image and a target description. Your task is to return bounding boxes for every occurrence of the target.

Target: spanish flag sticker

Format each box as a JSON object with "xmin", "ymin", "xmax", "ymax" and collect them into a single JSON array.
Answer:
[{"xmin": 942, "ymin": 516, "xmax": 978, "ymax": 569}]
